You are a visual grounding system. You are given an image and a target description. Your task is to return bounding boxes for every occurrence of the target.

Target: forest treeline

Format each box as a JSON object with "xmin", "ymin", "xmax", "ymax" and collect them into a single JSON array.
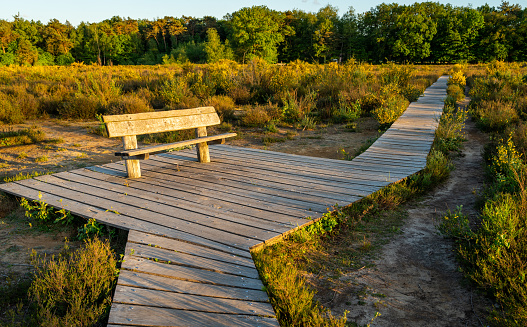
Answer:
[{"xmin": 0, "ymin": 1, "xmax": 525, "ymax": 66}]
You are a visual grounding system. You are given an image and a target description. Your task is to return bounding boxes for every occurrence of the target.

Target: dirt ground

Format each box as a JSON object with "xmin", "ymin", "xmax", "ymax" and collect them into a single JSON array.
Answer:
[{"xmin": 320, "ymin": 120, "xmax": 494, "ymax": 325}]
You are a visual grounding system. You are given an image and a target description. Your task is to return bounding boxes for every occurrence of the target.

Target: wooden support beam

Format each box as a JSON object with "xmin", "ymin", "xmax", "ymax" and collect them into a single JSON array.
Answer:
[
  {"xmin": 196, "ymin": 127, "xmax": 210, "ymax": 163},
  {"xmin": 123, "ymin": 135, "xmax": 141, "ymax": 178}
]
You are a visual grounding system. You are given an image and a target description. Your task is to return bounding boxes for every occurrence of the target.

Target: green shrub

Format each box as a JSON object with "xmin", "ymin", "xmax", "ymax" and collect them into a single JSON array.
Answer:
[
  {"xmin": 447, "ymin": 84, "xmax": 465, "ymax": 102},
  {"xmin": 372, "ymin": 93, "xmax": 408, "ymax": 127},
  {"xmin": 437, "ymin": 205, "xmax": 473, "ymax": 240},
  {"xmin": 0, "ymin": 92, "xmax": 24, "ymax": 124},
  {"xmin": 29, "ymin": 237, "xmax": 118, "ymax": 326},
  {"xmin": 58, "ymin": 95, "xmax": 100, "ymax": 120}
]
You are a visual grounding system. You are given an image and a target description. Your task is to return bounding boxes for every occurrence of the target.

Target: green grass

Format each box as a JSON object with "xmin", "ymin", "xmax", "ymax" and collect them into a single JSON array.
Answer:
[{"xmin": 0, "ymin": 127, "xmax": 46, "ymax": 147}]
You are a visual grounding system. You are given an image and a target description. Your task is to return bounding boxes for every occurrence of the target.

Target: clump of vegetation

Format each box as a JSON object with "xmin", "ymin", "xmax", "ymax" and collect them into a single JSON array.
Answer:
[
  {"xmin": 439, "ymin": 61, "xmax": 527, "ymax": 326},
  {"xmin": 29, "ymin": 237, "xmax": 118, "ymax": 326},
  {"xmin": 0, "ymin": 127, "xmax": 46, "ymax": 146}
]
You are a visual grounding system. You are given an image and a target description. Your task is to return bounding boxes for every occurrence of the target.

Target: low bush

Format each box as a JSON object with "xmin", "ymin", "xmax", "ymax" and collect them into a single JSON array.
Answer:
[
  {"xmin": 106, "ymin": 93, "xmax": 153, "ymax": 115},
  {"xmin": 472, "ymin": 100, "xmax": 518, "ymax": 132},
  {"xmin": 29, "ymin": 237, "xmax": 118, "ymax": 326}
]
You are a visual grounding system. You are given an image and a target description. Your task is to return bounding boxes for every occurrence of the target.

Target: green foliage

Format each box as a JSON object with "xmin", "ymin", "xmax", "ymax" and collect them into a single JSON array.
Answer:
[
  {"xmin": 0, "ymin": 126, "xmax": 45, "ymax": 146},
  {"xmin": 434, "ymin": 105, "xmax": 466, "ymax": 153},
  {"xmin": 253, "ymin": 242, "xmax": 348, "ymax": 326},
  {"xmin": 443, "ymin": 62, "xmax": 527, "ymax": 326},
  {"xmin": 20, "ymin": 193, "xmax": 74, "ymax": 226},
  {"xmin": 29, "ymin": 237, "xmax": 118, "ymax": 326},
  {"xmin": 227, "ymin": 6, "xmax": 290, "ymax": 63},
  {"xmin": 437, "ymin": 205, "xmax": 473, "ymax": 240}
]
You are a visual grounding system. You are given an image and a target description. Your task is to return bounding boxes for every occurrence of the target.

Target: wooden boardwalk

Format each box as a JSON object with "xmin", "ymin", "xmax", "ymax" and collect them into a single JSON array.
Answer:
[{"xmin": 0, "ymin": 76, "xmax": 448, "ymax": 326}]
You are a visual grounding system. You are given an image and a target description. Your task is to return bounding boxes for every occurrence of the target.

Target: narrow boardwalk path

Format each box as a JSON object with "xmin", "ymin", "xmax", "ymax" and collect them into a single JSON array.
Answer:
[{"xmin": 0, "ymin": 76, "xmax": 448, "ymax": 326}]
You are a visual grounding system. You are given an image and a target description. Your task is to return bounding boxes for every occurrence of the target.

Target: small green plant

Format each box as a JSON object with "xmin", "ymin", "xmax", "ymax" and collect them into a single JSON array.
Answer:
[
  {"xmin": 437, "ymin": 205, "xmax": 473, "ymax": 240},
  {"xmin": 17, "ymin": 152, "xmax": 28, "ymax": 159},
  {"xmin": 89, "ymin": 113, "xmax": 109, "ymax": 137},
  {"xmin": 20, "ymin": 193, "xmax": 75, "ymax": 226},
  {"xmin": 264, "ymin": 121, "xmax": 279, "ymax": 133},
  {"xmin": 77, "ymin": 218, "xmax": 105, "ymax": 240},
  {"xmin": 3, "ymin": 171, "xmax": 51, "ymax": 183},
  {"xmin": 35, "ymin": 156, "xmax": 48, "ymax": 163}
]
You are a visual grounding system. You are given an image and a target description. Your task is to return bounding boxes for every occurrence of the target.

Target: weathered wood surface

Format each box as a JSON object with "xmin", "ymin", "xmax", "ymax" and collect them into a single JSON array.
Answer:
[
  {"xmin": 0, "ymin": 76, "xmax": 448, "ymax": 326},
  {"xmin": 116, "ymin": 133, "xmax": 237, "ymax": 157},
  {"xmin": 103, "ymin": 106, "xmax": 221, "ymax": 137}
]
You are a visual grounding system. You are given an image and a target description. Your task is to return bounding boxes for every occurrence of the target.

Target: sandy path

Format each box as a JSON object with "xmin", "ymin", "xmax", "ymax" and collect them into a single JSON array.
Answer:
[{"xmin": 329, "ymin": 118, "xmax": 493, "ymax": 326}]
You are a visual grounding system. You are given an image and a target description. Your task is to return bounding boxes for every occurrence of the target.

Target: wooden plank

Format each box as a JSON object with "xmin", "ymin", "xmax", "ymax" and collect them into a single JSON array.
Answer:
[
  {"xmin": 108, "ymin": 303, "xmax": 280, "ymax": 326},
  {"xmin": 96, "ymin": 162, "xmax": 331, "ymax": 215},
  {"xmin": 155, "ymin": 154, "xmax": 376, "ymax": 199},
  {"xmin": 116, "ymin": 270, "xmax": 270, "ymax": 302},
  {"xmin": 0, "ymin": 181, "xmax": 252, "ymax": 257},
  {"xmin": 105, "ymin": 112, "xmax": 221, "ymax": 137},
  {"xmin": 208, "ymin": 145, "xmax": 409, "ymax": 185},
  {"xmin": 116, "ymin": 133, "xmax": 237, "ymax": 157},
  {"xmin": 30, "ymin": 175, "xmax": 274, "ymax": 245},
  {"xmin": 54, "ymin": 171, "xmax": 294, "ymax": 234},
  {"xmin": 128, "ymin": 231, "xmax": 255, "ymax": 268},
  {"xmin": 125, "ymin": 243, "xmax": 260, "ymax": 278},
  {"xmin": 113, "ymin": 286, "xmax": 275, "ymax": 316},
  {"xmin": 103, "ymin": 106, "xmax": 216, "ymax": 123},
  {"xmin": 122, "ymin": 257, "xmax": 264, "ymax": 290},
  {"xmin": 73, "ymin": 168, "xmax": 309, "ymax": 224},
  {"xmin": 129, "ymin": 159, "xmax": 344, "ymax": 211},
  {"xmin": 205, "ymin": 147, "xmax": 392, "ymax": 187}
]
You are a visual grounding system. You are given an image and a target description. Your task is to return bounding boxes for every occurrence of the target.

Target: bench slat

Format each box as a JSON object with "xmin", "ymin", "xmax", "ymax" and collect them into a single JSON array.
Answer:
[
  {"xmin": 115, "ymin": 133, "xmax": 237, "ymax": 157},
  {"xmin": 105, "ymin": 112, "xmax": 221, "ymax": 138},
  {"xmin": 103, "ymin": 106, "xmax": 216, "ymax": 123}
]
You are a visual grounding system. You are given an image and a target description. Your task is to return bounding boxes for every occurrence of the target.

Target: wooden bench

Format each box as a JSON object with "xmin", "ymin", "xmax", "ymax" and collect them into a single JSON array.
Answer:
[{"xmin": 103, "ymin": 107, "xmax": 236, "ymax": 178}]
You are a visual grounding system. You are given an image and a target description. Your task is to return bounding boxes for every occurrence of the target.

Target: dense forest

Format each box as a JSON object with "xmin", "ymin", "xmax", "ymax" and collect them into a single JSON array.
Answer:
[{"xmin": 0, "ymin": 1, "xmax": 525, "ymax": 66}]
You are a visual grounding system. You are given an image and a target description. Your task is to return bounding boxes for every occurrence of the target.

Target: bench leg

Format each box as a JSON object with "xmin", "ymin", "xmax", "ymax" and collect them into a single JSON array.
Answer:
[
  {"xmin": 123, "ymin": 135, "xmax": 141, "ymax": 178},
  {"xmin": 196, "ymin": 127, "xmax": 210, "ymax": 163}
]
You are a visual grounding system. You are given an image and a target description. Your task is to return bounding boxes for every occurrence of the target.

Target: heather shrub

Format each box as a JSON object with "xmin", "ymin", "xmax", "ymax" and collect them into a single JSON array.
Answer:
[
  {"xmin": 447, "ymin": 84, "xmax": 465, "ymax": 102},
  {"xmin": 0, "ymin": 92, "xmax": 24, "ymax": 124},
  {"xmin": 373, "ymin": 85, "xmax": 409, "ymax": 127},
  {"xmin": 205, "ymin": 95, "xmax": 235, "ymax": 120},
  {"xmin": 106, "ymin": 93, "xmax": 154, "ymax": 115},
  {"xmin": 242, "ymin": 105, "xmax": 272, "ymax": 127},
  {"xmin": 29, "ymin": 238, "xmax": 117, "ymax": 327},
  {"xmin": 58, "ymin": 95, "xmax": 100, "ymax": 120},
  {"xmin": 472, "ymin": 100, "xmax": 518, "ymax": 132}
]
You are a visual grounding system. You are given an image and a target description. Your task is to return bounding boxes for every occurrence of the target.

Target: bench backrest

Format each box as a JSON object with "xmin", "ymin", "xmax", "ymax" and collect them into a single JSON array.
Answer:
[{"xmin": 103, "ymin": 107, "xmax": 221, "ymax": 138}]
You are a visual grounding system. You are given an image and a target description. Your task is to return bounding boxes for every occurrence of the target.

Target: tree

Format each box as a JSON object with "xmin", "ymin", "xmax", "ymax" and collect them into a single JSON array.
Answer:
[
  {"xmin": 0, "ymin": 20, "xmax": 17, "ymax": 54},
  {"xmin": 42, "ymin": 19, "xmax": 74, "ymax": 56},
  {"xmin": 392, "ymin": 3, "xmax": 437, "ymax": 62},
  {"xmin": 313, "ymin": 5, "xmax": 339, "ymax": 63},
  {"xmin": 204, "ymin": 28, "xmax": 232, "ymax": 63},
  {"xmin": 227, "ymin": 6, "xmax": 291, "ymax": 63}
]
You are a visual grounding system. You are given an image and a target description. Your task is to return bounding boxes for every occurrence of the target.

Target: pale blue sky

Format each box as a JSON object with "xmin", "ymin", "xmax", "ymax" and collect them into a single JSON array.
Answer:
[{"xmin": 2, "ymin": 0, "xmax": 512, "ymax": 25}]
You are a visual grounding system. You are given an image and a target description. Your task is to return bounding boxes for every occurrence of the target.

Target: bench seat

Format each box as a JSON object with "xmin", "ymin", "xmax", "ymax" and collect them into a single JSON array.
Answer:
[{"xmin": 115, "ymin": 133, "xmax": 237, "ymax": 159}]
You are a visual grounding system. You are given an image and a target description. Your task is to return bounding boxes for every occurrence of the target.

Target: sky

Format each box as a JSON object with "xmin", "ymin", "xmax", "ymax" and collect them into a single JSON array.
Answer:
[{"xmin": 2, "ymin": 0, "xmax": 513, "ymax": 26}]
